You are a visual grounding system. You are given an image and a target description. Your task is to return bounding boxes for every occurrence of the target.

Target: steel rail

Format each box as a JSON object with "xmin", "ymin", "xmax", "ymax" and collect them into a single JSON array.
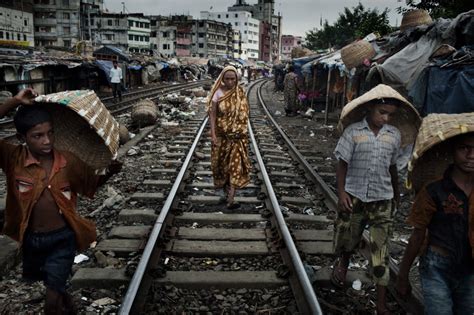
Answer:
[
  {"xmin": 255, "ymin": 81, "xmax": 338, "ymax": 212},
  {"xmin": 256, "ymin": 80, "xmax": 424, "ymax": 314},
  {"xmin": 247, "ymin": 81, "xmax": 323, "ymax": 315},
  {"xmin": 119, "ymin": 116, "xmax": 208, "ymax": 314}
]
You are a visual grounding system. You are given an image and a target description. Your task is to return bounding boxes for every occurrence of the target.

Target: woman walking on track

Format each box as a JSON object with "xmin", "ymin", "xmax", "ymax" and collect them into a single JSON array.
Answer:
[{"xmin": 208, "ymin": 66, "xmax": 252, "ymax": 209}]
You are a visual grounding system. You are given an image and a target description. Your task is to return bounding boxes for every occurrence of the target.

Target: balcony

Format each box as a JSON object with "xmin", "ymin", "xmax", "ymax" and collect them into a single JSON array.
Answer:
[
  {"xmin": 34, "ymin": 18, "xmax": 56, "ymax": 26},
  {"xmin": 177, "ymin": 37, "xmax": 191, "ymax": 45}
]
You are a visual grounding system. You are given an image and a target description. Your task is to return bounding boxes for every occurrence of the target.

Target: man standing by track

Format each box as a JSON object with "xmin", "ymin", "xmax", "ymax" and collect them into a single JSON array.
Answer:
[{"xmin": 110, "ymin": 60, "xmax": 123, "ymax": 103}]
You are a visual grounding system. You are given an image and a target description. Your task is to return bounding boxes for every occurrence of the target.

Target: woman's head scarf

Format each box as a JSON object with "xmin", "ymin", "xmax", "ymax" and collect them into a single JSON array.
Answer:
[{"xmin": 207, "ymin": 65, "xmax": 240, "ymax": 113}]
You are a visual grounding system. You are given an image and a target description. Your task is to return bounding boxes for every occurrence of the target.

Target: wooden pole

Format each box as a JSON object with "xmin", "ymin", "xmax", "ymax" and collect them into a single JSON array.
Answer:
[
  {"xmin": 324, "ymin": 69, "xmax": 332, "ymax": 125},
  {"xmin": 310, "ymin": 67, "xmax": 317, "ymax": 109}
]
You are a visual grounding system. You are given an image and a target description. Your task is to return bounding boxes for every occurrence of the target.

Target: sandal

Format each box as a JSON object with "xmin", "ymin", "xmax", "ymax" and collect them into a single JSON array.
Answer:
[
  {"xmin": 227, "ymin": 202, "xmax": 241, "ymax": 210},
  {"xmin": 330, "ymin": 259, "xmax": 347, "ymax": 288}
]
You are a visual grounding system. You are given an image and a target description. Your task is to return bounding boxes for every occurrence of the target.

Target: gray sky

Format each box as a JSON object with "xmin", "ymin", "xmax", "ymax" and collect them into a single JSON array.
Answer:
[{"xmin": 105, "ymin": 0, "xmax": 407, "ymax": 37}]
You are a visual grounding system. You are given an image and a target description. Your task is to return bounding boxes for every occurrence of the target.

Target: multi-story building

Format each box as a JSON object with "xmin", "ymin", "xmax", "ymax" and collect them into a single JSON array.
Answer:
[
  {"xmin": 259, "ymin": 21, "xmax": 271, "ymax": 62},
  {"xmin": 281, "ymin": 34, "xmax": 303, "ymax": 60},
  {"xmin": 200, "ymin": 10, "xmax": 259, "ymax": 60},
  {"xmin": 32, "ymin": 0, "xmax": 81, "ymax": 47},
  {"xmin": 228, "ymin": 0, "xmax": 282, "ymax": 62},
  {"xmin": 232, "ymin": 29, "xmax": 242, "ymax": 59},
  {"xmin": 192, "ymin": 19, "xmax": 233, "ymax": 59},
  {"xmin": 85, "ymin": 12, "xmax": 150, "ymax": 53},
  {"xmin": 0, "ymin": 0, "xmax": 34, "ymax": 47},
  {"xmin": 148, "ymin": 16, "xmax": 176, "ymax": 57},
  {"xmin": 127, "ymin": 14, "xmax": 151, "ymax": 53}
]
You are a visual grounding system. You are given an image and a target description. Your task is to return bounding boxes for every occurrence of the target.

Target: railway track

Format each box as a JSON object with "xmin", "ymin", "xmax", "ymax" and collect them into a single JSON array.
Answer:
[
  {"xmin": 71, "ymin": 80, "xmax": 324, "ymax": 314},
  {"xmin": 0, "ymin": 78, "xmax": 425, "ymax": 314}
]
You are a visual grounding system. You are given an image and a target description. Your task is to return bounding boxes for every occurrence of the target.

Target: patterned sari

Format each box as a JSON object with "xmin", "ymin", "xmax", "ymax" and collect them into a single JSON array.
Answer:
[{"xmin": 207, "ymin": 66, "xmax": 251, "ymax": 189}]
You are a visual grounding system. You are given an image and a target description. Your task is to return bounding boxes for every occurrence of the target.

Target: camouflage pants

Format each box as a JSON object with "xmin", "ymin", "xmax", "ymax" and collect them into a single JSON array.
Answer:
[{"xmin": 333, "ymin": 197, "xmax": 393, "ymax": 286}]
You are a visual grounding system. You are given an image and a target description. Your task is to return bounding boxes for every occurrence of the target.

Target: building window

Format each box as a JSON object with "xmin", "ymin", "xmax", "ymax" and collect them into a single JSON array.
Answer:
[
  {"xmin": 63, "ymin": 26, "xmax": 70, "ymax": 34},
  {"xmin": 108, "ymin": 19, "xmax": 112, "ymax": 26},
  {"xmin": 64, "ymin": 40, "xmax": 70, "ymax": 47},
  {"xmin": 163, "ymin": 31, "xmax": 168, "ymax": 37},
  {"xmin": 217, "ymin": 14, "xmax": 221, "ymax": 18},
  {"xmin": 62, "ymin": 0, "xmax": 69, "ymax": 5},
  {"xmin": 198, "ymin": 33, "xmax": 204, "ymax": 38},
  {"xmin": 198, "ymin": 43, "xmax": 203, "ymax": 48},
  {"xmin": 129, "ymin": 21, "xmax": 133, "ymax": 27},
  {"xmin": 235, "ymin": 14, "xmax": 238, "ymax": 18},
  {"xmin": 129, "ymin": 34, "xmax": 133, "ymax": 40},
  {"xmin": 115, "ymin": 20, "xmax": 119, "ymax": 26},
  {"xmin": 24, "ymin": 19, "xmax": 28, "ymax": 26},
  {"xmin": 199, "ymin": 21, "xmax": 204, "ymax": 27},
  {"xmin": 163, "ymin": 44, "xmax": 169, "ymax": 49},
  {"xmin": 134, "ymin": 35, "xmax": 139, "ymax": 41},
  {"xmin": 226, "ymin": 14, "xmax": 229, "ymax": 18},
  {"xmin": 244, "ymin": 22, "xmax": 247, "ymax": 26},
  {"xmin": 17, "ymin": 33, "xmax": 21, "ymax": 41},
  {"xmin": 235, "ymin": 22, "xmax": 238, "ymax": 26},
  {"xmin": 6, "ymin": 33, "xmax": 9, "ymax": 40},
  {"xmin": 0, "ymin": 32, "xmax": 3, "ymax": 39},
  {"xmin": 63, "ymin": 13, "xmax": 70, "ymax": 19}
]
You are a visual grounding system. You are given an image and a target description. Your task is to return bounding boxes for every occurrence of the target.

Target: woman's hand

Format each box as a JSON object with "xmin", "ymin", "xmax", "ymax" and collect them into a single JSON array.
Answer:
[{"xmin": 211, "ymin": 133, "xmax": 218, "ymax": 146}]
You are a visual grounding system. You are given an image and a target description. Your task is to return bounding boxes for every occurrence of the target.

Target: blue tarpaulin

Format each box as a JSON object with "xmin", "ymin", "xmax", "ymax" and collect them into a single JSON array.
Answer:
[
  {"xmin": 128, "ymin": 65, "xmax": 142, "ymax": 70},
  {"xmin": 410, "ymin": 64, "xmax": 474, "ymax": 115},
  {"xmin": 95, "ymin": 60, "xmax": 113, "ymax": 83}
]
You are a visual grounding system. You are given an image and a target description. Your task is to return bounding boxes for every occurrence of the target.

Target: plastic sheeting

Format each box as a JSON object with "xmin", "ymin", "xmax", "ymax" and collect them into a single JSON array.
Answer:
[
  {"xmin": 410, "ymin": 64, "xmax": 474, "ymax": 115},
  {"xmin": 373, "ymin": 10, "xmax": 474, "ymax": 92}
]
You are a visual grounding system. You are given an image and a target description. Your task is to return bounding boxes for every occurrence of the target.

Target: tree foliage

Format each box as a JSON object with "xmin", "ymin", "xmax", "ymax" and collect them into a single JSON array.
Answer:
[
  {"xmin": 398, "ymin": 0, "xmax": 474, "ymax": 19},
  {"xmin": 304, "ymin": 3, "xmax": 392, "ymax": 51}
]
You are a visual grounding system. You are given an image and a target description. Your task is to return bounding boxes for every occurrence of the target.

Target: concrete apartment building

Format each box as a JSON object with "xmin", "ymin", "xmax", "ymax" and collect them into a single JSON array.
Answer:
[
  {"xmin": 32, "ymin": 0, "xmax": 81, "ymax": 47},
  {"xmin": 232, "ymin": 29, "xmax": 242, "ymax": 59},
  {"xmin": 85, "ymin": 12, "xmax": 151, "ymax": 53},
  {"xmin": 228, "ymin": 0, "xmax": 281, "ymax": 61},
  {"xmin": 148, "ymin": 16, "xmax": 177, "ymax": 57},
  {"xmin": 200, "ymin": 10, "xmax": 259, "ymax": 60},
  {"xmin": 192, "ymin": 19, "xmax": 233, "ymax": 59},
  {"xmin": 0, "ymin": 0, "xmax": 34, "ymax": 47},
  {"xmin": 280, "ymin": 34, "xmax": 303, "ymax": 60}
]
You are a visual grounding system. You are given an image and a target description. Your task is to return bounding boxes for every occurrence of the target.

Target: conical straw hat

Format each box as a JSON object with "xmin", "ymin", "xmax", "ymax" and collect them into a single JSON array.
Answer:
[
  {"xmin": 337, "ymin": 84, "xmax": 421, "ymax": 147},
  {"xmin": 400, "ymin": 9, "xmax": 433, "ymax": 32},
  {"xmin": 35, "ymin": 90, "xmax": 119, "ymax": 170},
  {"xmin": 408, "ymin": 113, "xmax": 474, "ymax": 191}
]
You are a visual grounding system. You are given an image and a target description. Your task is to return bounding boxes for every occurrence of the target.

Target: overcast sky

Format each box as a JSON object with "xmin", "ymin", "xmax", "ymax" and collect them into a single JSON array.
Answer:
[{"xmin": 104, "ymin": 0, "xmax": 408, "ymax": 37}]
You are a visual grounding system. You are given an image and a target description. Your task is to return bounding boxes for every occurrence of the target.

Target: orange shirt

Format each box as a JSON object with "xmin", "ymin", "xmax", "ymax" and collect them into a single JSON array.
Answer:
[
  {"xmin": 0, "ymin": 140, "xmax": 99, "ymax": 251},
  {"xmin": 407, "ymin": 172, "xmax": 474, "ymax": 260}
]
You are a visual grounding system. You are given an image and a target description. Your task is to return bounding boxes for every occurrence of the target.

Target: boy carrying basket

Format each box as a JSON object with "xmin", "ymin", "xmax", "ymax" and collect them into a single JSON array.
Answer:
[{"xmin": 0, "ymin": 89, "xmax": 121, "ymax": 314}]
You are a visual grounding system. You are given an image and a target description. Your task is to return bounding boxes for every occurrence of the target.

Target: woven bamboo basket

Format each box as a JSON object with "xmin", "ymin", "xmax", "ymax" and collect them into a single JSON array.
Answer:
[
  {"xmin": 34, "ymin": 90, "xmax": 119, "ymax": 170},
  {"xmin": 118, "ymin": 124, "xmax": 130, "ymax": 145},
  {"xmin": 337, "ymin": 84, "xmax": 421, "ymax": 147},
  {"xmin": 400, "ymin": 9, "xmax": 433, "ymax": 32},
  {"xmin": 341, "ymin": 40, "xmax": 376, "ymax": 70},
  {"xmin": 131, "ymin": 99, "xmax": 158, "ymax": 126},
  {"xmin": 408, "ymin": 113, "xmax": 474, "ymax": 191}
]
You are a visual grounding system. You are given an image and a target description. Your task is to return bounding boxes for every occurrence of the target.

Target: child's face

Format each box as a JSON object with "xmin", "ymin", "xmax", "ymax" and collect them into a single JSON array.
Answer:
[
  {"xmin": 23, "ymin": 121, "xmax": 54, "ymax": 158},
  {"xmin": 453, "ymin": 135, "xmax": 474, "ymax": 173},
  {"xmin": 368, "ymin": 104, "xmax": 397, "ymax": 129}
]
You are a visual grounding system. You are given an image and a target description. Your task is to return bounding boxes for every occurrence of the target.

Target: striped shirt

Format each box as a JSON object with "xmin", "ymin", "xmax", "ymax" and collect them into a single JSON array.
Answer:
[{"xmin": 334, "ymin": 118, "xmax": 401, "ymax": 202}]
